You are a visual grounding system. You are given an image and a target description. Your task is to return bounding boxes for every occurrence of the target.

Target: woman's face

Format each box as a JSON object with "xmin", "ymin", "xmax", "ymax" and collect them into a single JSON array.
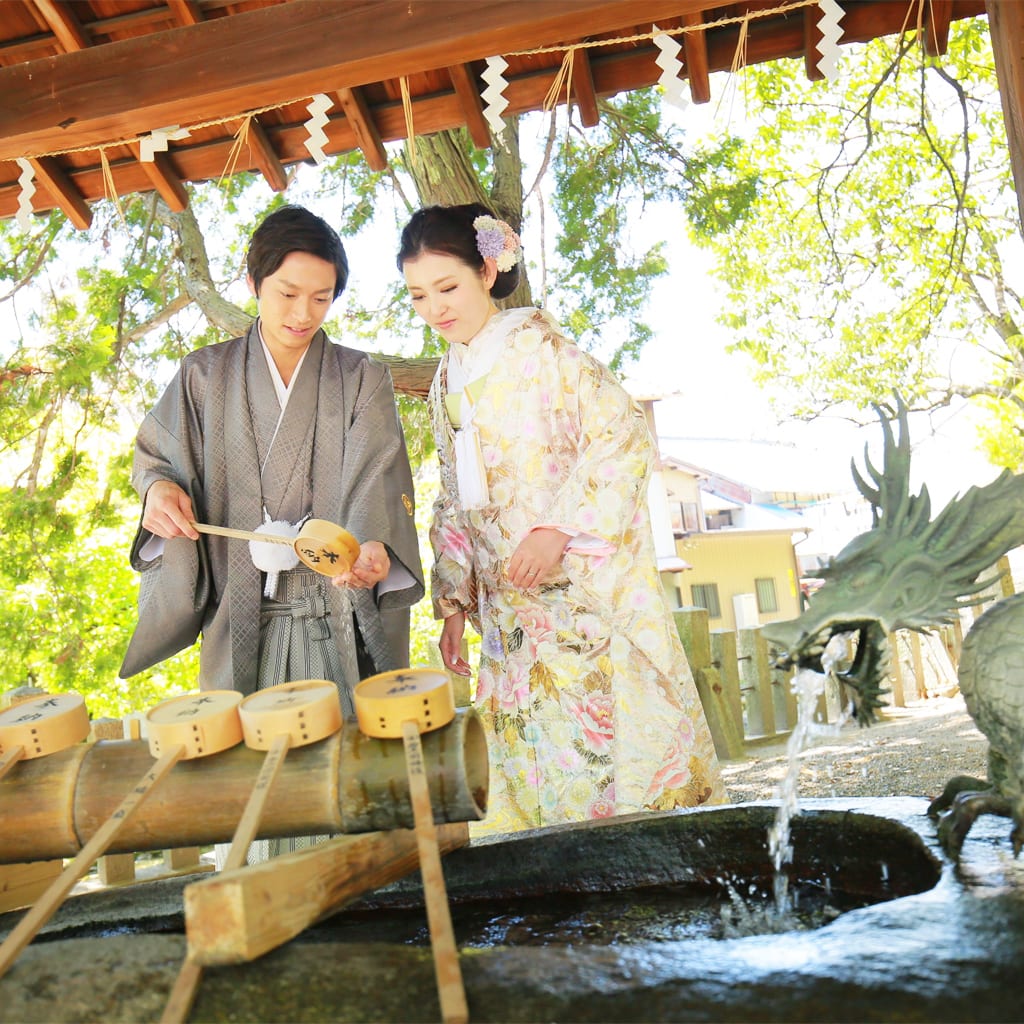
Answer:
[{"xmin": 403, "ymin": 250, "xmax": 498, "ymax": 346}]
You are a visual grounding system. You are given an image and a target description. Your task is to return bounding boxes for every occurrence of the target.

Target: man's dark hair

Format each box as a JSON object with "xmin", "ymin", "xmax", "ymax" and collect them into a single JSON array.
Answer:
[{"xmin": 247, "ymin": 205, "xmax": 349, "ymax": 299}]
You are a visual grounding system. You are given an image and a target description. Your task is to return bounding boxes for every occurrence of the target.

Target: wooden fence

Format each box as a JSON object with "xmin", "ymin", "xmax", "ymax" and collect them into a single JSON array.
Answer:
[{"xmin": 673, "ymin": 554, "xmax": 1018, "ymax": 762}]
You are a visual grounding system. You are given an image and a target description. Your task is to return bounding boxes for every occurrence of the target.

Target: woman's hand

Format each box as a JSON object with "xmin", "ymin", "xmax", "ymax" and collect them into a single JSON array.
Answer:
[
  {"xmin": 508, "ymin": 527, "xmax": 570, "ymax": 589},
  {"xmin": 439, "ymin": 611, "xmax": 472, "ymax": 676},
  {"xmin": 332, "ymin": 540, "xmax": 390, "ymax": 589},
  {"xmin": 142, "ymin": 480, "xmax": 199, "ymax": 540}
]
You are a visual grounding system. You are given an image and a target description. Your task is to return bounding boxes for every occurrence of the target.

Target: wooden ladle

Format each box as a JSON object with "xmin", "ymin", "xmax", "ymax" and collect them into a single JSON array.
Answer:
[
  {"xmin": 190, "ymin": 518, "xmax": 360, "ymax": 577},
  {"xmin": 0, "ymin": 690, "xmax": 244, "ymax": 980},
  {"xmin": 0, "ymin": 692, "xmax": 90, "ymax": 783},
  {"xmin": 354, "ymin": 668, "xmax": 469, "ymax": 1024},
  {"xmin": 161, "ymin": 679, "xmax": 343, "ymax": 1024}
]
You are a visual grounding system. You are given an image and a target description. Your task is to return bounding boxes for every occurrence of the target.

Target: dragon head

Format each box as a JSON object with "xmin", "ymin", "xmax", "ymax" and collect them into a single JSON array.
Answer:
[{"xmin": 764, "ymin": 396, "xmax": 1020, "ymax": 724}]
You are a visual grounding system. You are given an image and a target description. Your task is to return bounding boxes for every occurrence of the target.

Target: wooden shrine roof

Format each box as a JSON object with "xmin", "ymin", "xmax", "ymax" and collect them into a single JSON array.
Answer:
[{"xmin": 0, "ymin": 0, "xmax": 989, "ymax": 228}]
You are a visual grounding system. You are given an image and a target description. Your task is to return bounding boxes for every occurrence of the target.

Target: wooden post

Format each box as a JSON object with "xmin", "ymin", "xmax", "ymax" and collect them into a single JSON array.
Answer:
[
  {"xmin": 711, "ymin": 629, "xmax": 745, "ymax": 743},
  {"xmin": 673, "ymin": 609, "xmax": 744, "ymax": 760},
  {"xmin": 97, "ymin": 853, "xmax": 136, "ymax": 886},
  {"xmin": 736, "ymin": 627, "xmax": 776, "ymax": 739},
  {"xmin": 909, "ymin": 631, "xmax": 927, "ymax": 700},
  {"xmin": 987, "ymin": 0, "xmax": 1024, "ymax": 232},
  {"xmin": 997, "ymin": 554, "xmax": 1016, "ymax": 598},
  {"xmin": 164, "ymin": 847, "xmax": 202, "ymax": 872},
  {"xmin": 887, "ymin": 633, "xmax": 906, "ymax": 708}
]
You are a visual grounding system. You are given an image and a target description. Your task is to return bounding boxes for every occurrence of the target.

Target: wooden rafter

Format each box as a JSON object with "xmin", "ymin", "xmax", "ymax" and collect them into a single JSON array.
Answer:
[
  {"xmin": 29, "ymin": 156, "xmax": 91, "ymax": 229},
  {"xmin": 132, "ymin": 144, "xmax": 189, "ymax": 212},
  {"xmin": 570, "ymin": 47, "xmax": 600, "ymax": 127},
  {"xmin": 336, "ymin": 86, "xmax": 388, "ymax": 172},
  {"xmin": 247, "ymin": 119, "xmax": 288, "ymax": 193},
  {"xmin": 29, "ymin": 0, "xmax": 89, "ymax": 53},
  {"xmin": 803, "ymin": 2, "xmax": 826, "ymax": 82},
  {"xmin": 447, "ymin": 63, "xmax": 492, "ymax": 150},
  {"xmin": 923, "ymin": 0, "xmax": 954, "ymax": 57},
  {"xmin": 682, "ymin": 9, "xmax": 711, "ymax": 103},
  {"xmin": 166, "ymin": 0, "xmax": 203, "ymax": 28},
  {"xmin": 0, "ymin": 0, "xmax": 700, "ymax": 162}
]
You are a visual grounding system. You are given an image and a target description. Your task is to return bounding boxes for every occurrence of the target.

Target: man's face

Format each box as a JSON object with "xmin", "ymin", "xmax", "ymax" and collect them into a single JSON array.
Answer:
[{"xmin": 249, "ymin": 250, "xmax": 337, "ymax": 363}]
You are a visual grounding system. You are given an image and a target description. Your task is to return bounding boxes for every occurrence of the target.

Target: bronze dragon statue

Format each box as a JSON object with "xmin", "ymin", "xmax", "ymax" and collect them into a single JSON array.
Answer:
[{"xmin": 762, "ymin": 396, "xmax": 1024, "ymax": 858}]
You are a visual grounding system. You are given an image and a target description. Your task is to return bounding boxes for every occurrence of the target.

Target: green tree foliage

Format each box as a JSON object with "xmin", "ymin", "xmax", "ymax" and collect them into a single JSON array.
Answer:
[
  {"xmin": 0, "ymin": 95, "xmax": 751, "ymax": 710},
  {"xmin": 692, "ymin": 18, "xmax": 1023, "ymax": 468}
]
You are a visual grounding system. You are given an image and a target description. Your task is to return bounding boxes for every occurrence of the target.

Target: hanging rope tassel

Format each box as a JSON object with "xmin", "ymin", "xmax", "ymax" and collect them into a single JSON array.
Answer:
[
  {"xmin": 400, "ymin": 76, "xmax": 418, "ymax": 169},
  {"xmin": 219, "ymin": 114, "xmax": 253, "ymax": 186},
  {"xmin": 98, "ymin": 148, "xmax": 126, "ymax": 226}
]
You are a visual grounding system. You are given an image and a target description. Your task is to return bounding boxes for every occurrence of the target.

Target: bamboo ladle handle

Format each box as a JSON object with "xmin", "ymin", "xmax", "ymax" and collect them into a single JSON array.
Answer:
[
  {"xmin": 0, "ymin": 691, "xmax": 244, "ymax": 980},
  {"xmin": 161, "ymin": 680, "xmax": 343, "ymax": 1024},
  {"xmin": 0, "ymin": 743, "xmax": 186, "ymax": 979},
  {"xmin": 161, "ymin": 733, "xmax": 292, "ymax": 1024},
  {"xmin": 190, "ymin": 522, "xmax": 291, "ymax": 544},
  {"xmin": 0, "ymin": 744, "xmax": 25, "ymax": 783},
  {"xmin": 354, "ymin": 669, "xmax": 469, "ymax": 1024}
]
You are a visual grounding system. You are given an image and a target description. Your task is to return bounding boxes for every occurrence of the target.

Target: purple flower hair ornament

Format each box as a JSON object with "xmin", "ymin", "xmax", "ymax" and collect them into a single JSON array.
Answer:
[{"xmin": 473, "ymin": 215, "xmax": 522, "ymax": 273}]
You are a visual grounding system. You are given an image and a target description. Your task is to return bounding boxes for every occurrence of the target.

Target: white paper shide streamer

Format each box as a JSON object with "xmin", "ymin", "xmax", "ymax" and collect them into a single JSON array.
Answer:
[
  {"xmin": 15, "ymin": 158, "xmax": 36, "ymax": 232},
  {"xmin": 481, "ymin": 56, "xmax": 510, "ymax": 144},
  {"xmin": 139, "ymin": 125, "xmax": 192, "ymax": 162},
  {"xmin": 816, "ymin": 0, "xmax": 844, "ymax": 81},
  {"xmin": 303, "ymin": 93, "xmax": 333, "ymax": 165},
  {"xmin": 653, "ymin": 25, "xmax": 690, "ymax": 111}
]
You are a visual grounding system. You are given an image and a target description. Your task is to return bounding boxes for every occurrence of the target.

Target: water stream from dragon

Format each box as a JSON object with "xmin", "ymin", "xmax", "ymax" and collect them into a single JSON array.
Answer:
[{"xmin": 767, "ymin": 641, "xmax": 854, "ymax": 921}]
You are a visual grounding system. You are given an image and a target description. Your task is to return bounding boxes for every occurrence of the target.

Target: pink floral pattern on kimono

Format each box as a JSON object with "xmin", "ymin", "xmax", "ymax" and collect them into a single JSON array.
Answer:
[{"xmin": 429, "ymin": 308, "xmax": 727, "ymax": 835}]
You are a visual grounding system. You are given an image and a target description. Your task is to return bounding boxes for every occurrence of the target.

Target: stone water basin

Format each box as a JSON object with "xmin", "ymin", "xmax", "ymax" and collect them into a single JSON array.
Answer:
[{"xmin": 1, "ymin": 797, "xmax": 1022, "ymax": 1022}]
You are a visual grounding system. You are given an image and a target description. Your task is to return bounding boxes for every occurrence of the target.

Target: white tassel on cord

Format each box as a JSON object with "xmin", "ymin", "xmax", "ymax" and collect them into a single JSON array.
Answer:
[
  {"xmin": 481, "ymin": 56, "xmax": 510, "ymax": 144},
  {"xmin": 249, "ymin": 517, "xmax": 302, "ymax": 600},
  {"xmin": 15, "ymin": 158, "xmax": 36, "ymax": 231},
  {"xmin": 653, "ymin": 25, "xmax": 690, "ymax": 111},
  {"xmin": 816, "ymin": 0, "xmax": 844, "ymax": 81},
  {"xmin": 303, "ymin": 93, "xmax": 333, "ymax": 165}
]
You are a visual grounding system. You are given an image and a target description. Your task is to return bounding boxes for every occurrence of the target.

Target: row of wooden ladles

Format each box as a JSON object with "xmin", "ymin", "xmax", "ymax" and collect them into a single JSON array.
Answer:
[{"xmin": 0, "ymin": 668, "xmax": 470, "ymax": 1024}]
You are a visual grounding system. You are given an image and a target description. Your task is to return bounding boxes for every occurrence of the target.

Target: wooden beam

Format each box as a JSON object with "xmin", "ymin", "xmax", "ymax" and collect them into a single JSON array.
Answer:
[
  {"xmin": 166, "ymin": 0, "xmax": 204, "ymax": 27},
  {"xmin": 247, "ymin": 118, "xmax": 289, "ymax": 192},
  {"xmin": 336, "ymin": 86, "xmax": 389, "ymax": 171},
  {"xmin": 447, "ymin": 63, "xmax": 492, "ymax": 150},
  {"xmin": 131, "ymin": 144, "xmax": 190, "ymax": 212},
  {"xmin": 0, "ymin": 0, "xmax": 707, "ymax": 161},
  {"xmin": 682, "ymin": 9, "xmax": 712, "ymax": 103},
  {"xmin": 184, "ymin": 822, "xmax": 469, "ymax": 965},
  {"xmin": 0, "ymin": 0, "xmax": 990, "ymax": 223},
  {"xmin": 29, "ymin": 156, "xmax": 92, "ymax": 229},
  {"xmin": 987, "ymin": 0, "xmax": 1024, "ymax": 230},
  {"xmin": 923, "ymin": 0, "xmax": 953, "ymax": 57},
  {"xmin": 29, "ymin": 0, "xmax": 90, "ymax": 53},
  {"xmin": 570, "ymin": 47, "xmax": 600, "ymax": 127}
]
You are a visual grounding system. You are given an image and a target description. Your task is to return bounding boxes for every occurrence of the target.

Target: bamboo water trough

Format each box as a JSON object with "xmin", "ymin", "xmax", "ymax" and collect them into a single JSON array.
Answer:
[{"xmin": 0, "ymin": 708, "xmax": 488, "ymax": 865}]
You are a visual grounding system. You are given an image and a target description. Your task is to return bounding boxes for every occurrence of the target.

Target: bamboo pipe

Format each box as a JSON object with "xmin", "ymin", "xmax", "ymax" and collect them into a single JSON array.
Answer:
[{"xmin": 0, "ymin": 709, "xmax": 487, "ymax": 864}]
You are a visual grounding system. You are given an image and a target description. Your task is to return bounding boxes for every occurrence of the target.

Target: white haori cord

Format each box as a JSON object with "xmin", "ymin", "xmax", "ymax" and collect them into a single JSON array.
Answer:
[{"xmin": 249, "ymin": 513, "xmax": 303, "ymax": 599}]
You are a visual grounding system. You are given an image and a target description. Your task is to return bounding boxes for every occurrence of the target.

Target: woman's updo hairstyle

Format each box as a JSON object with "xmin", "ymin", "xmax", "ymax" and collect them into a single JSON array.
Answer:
[{"xmin": 397, "ymin": 203, "xmax": 521, "ymax": 301}]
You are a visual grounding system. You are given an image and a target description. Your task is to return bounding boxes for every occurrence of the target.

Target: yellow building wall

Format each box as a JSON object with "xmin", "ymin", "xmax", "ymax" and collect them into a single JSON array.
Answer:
[{"xmin": 672, "ymin": 530, "xmax": 803, "ymax": 631}]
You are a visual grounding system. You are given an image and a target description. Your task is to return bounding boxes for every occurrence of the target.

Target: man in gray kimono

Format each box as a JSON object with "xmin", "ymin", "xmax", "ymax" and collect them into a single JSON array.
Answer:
[{"xmin": 120, "ymin": 205, "xmax": 424, "ymax": 714}]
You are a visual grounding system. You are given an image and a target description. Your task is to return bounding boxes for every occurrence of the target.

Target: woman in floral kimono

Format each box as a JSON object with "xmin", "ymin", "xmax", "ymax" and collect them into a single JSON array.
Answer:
[{"xmin": 398, "ymin": 203, "xmax": 727, "ymax": 835}]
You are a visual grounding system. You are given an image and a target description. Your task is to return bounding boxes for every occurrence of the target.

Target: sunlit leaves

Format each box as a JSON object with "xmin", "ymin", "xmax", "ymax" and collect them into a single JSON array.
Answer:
[{"xmin": 693, "ymin": 17, "xmax": 1021, "ymax": 464}]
